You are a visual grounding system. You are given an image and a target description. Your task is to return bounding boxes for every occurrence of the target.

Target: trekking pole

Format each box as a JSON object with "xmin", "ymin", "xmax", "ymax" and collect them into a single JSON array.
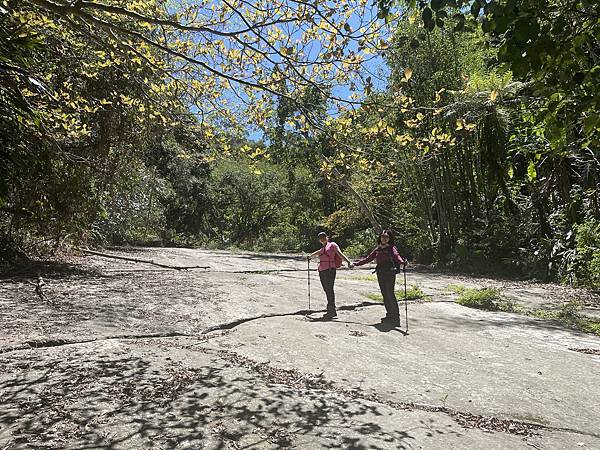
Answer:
[
  {"xmin": 307, "ymin": 258, "xmax": 311, "ymax": 311},
  {"xmin": 403, "ymin": 264, "xmax": 408, "ymax": 333}
]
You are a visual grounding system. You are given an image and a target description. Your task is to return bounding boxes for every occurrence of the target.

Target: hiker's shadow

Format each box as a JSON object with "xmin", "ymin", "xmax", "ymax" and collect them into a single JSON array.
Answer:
[
  {"xmin": 305, "ymin": 316, "xmax": 408, "ymax": 336},
  {"xmin": 372, "ymin": 321, "xmax": 409, "ymax": 335}
]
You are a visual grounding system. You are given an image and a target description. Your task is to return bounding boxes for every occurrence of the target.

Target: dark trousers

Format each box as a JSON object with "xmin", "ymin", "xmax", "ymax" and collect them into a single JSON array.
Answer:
[
  {"xmin": 377, "ymin": 270, "xmax": 399, "ymax": 320},
  {"xmin": 319, "ymin": 269, "xmax": 337, "ymax": 313}
]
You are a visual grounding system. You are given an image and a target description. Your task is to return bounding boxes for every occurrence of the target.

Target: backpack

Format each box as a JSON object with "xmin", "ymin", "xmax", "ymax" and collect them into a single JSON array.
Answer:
[
  {"xmin": 334, "ymin": 252, "xmax": 343, "ymax": 269},
  {"xmin": 386, "ymin": 245, "xmax": 403, "ymax": 273}
]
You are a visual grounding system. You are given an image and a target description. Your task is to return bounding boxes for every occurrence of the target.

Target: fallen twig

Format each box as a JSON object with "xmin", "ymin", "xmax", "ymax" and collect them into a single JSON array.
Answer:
[
  {"xmin": 26, "ymin": 274, "xmax": 53, "ymax": 304},
  {"xmin": 569, "ymin": 347, "xmax": 600, "ymax": 355},
  {"xmin": 35, "ymin": 275, "xmax": 47, "ymax": 301}
]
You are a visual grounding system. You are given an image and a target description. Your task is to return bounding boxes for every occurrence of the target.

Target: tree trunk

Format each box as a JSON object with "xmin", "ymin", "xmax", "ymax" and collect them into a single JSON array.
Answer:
[{"xmin": 317, "ymin": 151, "xmax": 382, "ymax": 234}]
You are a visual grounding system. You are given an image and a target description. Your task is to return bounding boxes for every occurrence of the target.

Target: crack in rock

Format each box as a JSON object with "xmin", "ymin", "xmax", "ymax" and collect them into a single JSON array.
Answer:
[
  {"xmin": 0, "ymin": 302, "xmax": 382, "ymax": 354},
  {"xmin": 200, "ymin": 301, "xmax": 380, "ymax": 334}
]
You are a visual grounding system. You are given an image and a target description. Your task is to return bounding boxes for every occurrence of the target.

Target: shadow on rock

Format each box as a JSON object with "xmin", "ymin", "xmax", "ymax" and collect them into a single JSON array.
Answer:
[{"xmin": 0, "ymin": 344, "xmax": 459, "ymax": 449}]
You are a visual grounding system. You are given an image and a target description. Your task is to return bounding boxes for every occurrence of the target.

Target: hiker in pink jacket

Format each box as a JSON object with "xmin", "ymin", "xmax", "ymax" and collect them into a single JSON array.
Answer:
[
  {"xmin": 307, "ymin": 231, "xmax": 352, "ymax": 319},
  {"xmin": 354, "ymin": 230, "xmax": 406, "ymax": 327}
]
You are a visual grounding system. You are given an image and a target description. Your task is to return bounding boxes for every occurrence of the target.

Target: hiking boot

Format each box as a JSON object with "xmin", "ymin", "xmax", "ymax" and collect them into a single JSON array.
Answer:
[{"xmin": 322, "ymin": 312, "xmax": 338, "ymax": 320}]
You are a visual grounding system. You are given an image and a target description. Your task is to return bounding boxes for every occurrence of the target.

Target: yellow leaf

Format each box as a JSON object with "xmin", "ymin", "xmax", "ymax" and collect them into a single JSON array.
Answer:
[
  {"xmin": 404, "ymin": 68, "xmax": 413, "ymax": 81},
  {"xmin": 490, "ymin": 90, "xmax": 499, "ymax": 102}
]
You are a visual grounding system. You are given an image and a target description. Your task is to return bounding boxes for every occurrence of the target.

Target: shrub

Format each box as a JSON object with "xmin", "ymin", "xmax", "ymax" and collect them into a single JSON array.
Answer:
[
  {"xmin": 529, "ymin": 302, "xmax": 600, "ymax": 337},
  {"xmin": 574, "ymin": 219, "xmax": 600, "ymax": 289}
]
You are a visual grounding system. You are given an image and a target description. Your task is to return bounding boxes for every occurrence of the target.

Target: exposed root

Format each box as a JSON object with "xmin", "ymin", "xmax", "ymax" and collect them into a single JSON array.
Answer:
[
  {"xmin": 80, "ymin": 248, "xmax": 210, "ymax": 270},
  {"xmin": 80, "ymin": 249, "xmax": 381, "ymax": 274},
  {"xmin": 0, "ymin": 332, "xmax": 190, "ymax": 354},
  {"xmin": 26, "ymin": 274, "xmax": 53, "ymax": 305}
]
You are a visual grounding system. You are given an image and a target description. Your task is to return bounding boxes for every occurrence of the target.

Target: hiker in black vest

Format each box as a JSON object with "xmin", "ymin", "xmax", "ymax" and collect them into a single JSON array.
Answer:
[
  {"xmin": 307, "ymin": 232, "xmax": 352, "ymax": 319},
  {"xmin": 353, "ymin": 230, "xmax": 406, "ymax": 327}
]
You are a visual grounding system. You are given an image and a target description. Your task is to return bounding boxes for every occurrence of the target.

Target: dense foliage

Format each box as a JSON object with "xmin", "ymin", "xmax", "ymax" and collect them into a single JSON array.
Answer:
[{"xmin": 1, "ymin": 0, "xmax": 598, "ymax": 288}]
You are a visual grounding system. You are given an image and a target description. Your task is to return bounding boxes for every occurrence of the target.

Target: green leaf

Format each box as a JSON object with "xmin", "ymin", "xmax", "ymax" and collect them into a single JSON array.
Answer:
[
  {"xmin": 422, "ymin": 6, "xmax": 433, "ymax": 23},
  {"xmin": 573, "ymin": 72, "xmax": 585, "ymax": 84},
  {"xmin": 377, "ymin": 8, "xmax": 388, "ymax": 19},
  {"xmin": 494, "ymin": 15, "xmax": 510, "ymax": 34},
  {"xmin": 583, "ymin": 113, "xmax": 600, "ymax": 135},
  {"xmin": 422, "ymin": 7, "xmax": 435, "ymax": 31},
  {"xmin": 527, "ymin": 160, "xmax": 537, "ymax": 182},
  {"xmin": 453, "ymin": 14, "xmax": 466, "ymax": 32},
  {"xmin": 481, "ymin": 18, "xmax": 495, "ymax": 33},
  {"xmin": 431, "ymin": 0, "xmax": 446, "ymax": 11},
  {"xmin": 513, "ymin": 18, "xmax": 533, "ymax": 43}
]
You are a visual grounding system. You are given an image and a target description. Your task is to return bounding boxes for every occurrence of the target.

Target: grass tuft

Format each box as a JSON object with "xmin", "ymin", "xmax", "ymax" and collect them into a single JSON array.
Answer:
[
  {"xmin": 449, "ymin": 286, "xmax": 600, "ymax": 337},
  {"xmin": 528, "ymin": 302, "xmax": 600, "ymax": 337},
  {"xmin": 454, "ymin": 287, "xmax": 517, "ymax": 312},
  {"xmin": 446, "ymin": 284, "xmax": 467, "ymax": 294},
  {"xmin": 353, "ymin": 274, "xmax": 377, "ymax": 282},
  {"xmin": 364, "ymin": 284, "xmax": 425, "ymax": 302}
]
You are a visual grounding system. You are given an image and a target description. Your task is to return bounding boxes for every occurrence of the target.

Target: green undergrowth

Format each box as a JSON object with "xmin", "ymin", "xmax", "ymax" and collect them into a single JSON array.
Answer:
[
  {"xmin": 448, "ymin": 285, "xmax": 600, "ymax": 337},
  {"xmin": 452, "ymin": 286, "xmax": 517, "ymax": 312},
  {"xmin": 527, "ymin": 302, "xmax": 600, "ymax": 337},
  {"xmin": 364, "ymin": 285, "xmax": 426, "ymax": 302},
  {"xmin": 353, "ymin": 274, "xmax": 377, "ymax": 282}
]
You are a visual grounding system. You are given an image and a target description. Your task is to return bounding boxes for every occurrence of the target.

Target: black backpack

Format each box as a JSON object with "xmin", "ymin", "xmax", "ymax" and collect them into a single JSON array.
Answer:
[{"xmin": 386, "ymin": 245, "xmax": 403, "ymax": 273}]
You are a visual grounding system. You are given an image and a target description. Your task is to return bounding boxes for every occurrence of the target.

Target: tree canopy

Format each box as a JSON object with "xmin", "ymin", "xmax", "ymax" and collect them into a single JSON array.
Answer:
[{"xmin": 1, "ymin": 0, "xmax": 599, "ymax": 287}]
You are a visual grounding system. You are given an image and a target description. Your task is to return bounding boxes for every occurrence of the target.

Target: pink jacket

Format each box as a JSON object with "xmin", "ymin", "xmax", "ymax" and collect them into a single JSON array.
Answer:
[
  {"xmin": 318, "ymin": 242, "xmax": 339, "ymax": 271},
  {"xmin": 354, "ymin": 245, "xmax": 406, "ymax": 270}
]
